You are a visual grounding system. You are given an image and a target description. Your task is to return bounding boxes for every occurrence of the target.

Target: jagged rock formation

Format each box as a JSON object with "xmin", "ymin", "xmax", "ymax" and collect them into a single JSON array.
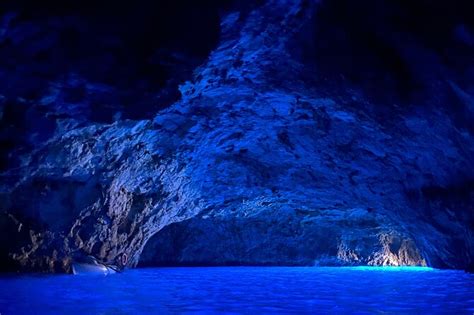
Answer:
[{"xmin": 1, "ymin": 0, "xmax": 473, "ymax": 272}]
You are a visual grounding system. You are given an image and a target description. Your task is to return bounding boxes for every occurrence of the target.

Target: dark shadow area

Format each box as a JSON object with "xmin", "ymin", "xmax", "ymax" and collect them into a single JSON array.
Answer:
[
  {"xmin": 304, "ymin": 0, "xmax": 474, "ymax": 107},
  {"xmin": 0, "ymin": 0, "xmax": 226, "ymax": 120}
]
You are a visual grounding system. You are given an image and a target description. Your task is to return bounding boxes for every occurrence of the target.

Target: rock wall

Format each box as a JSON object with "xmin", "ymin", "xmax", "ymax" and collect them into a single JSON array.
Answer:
[{"xmin": 1, "ymin": 0, "xmax": 473, "ymax": 272}]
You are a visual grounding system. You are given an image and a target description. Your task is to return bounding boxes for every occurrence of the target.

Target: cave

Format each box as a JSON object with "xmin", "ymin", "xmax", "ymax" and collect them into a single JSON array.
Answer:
[{"xmin": 0, "ymin": 0, "xmax": 473, "ymax": 312}]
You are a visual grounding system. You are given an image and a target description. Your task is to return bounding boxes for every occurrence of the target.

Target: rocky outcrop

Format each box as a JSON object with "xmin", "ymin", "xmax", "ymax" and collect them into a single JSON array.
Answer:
[{"xmin": 1, "ymin": 0, "xmax": 473, "ymax": 272}]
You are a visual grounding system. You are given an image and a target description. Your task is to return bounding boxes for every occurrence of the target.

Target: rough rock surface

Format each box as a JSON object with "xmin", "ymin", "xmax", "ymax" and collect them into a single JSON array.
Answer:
[{"xmin": 1, "ymin": 0, "xmax": 474, "ymax": 272}]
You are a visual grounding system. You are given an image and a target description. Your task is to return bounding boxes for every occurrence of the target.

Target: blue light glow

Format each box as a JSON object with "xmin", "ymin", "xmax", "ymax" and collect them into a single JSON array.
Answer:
[
  {"xmin": 1, "ymin": 267, "xmax": 472, "ymax": 314},
  {"xmin": 339, "ymin": 266, "xmax": 436, "ymax": 272}
]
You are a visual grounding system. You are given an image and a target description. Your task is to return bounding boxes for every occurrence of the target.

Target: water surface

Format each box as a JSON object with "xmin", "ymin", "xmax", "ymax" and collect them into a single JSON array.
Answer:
[{"xmin": 0, "ymin": 267, "xmax": 473, "ymax": 314}]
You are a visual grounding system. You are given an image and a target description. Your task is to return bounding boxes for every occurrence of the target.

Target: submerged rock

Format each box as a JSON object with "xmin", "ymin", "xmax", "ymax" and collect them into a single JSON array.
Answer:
[{"xmin": 1, "ymin": 0, "xmax": 473, "ymax": 272}]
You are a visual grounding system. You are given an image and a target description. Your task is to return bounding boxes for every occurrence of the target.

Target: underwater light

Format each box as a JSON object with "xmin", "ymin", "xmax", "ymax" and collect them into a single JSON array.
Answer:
[{"xmin": 342, "ymin": 266, "xmax": 436, "ymax": 272}]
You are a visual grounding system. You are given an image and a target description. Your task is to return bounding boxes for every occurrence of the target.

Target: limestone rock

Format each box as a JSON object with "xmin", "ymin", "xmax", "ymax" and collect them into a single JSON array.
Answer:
[{"xmin": 1, "ymin": 0, "xmax": 473, "ymax": 272}]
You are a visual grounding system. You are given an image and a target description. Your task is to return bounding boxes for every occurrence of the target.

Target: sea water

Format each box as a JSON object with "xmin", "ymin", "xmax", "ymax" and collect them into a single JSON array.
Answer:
[{"xmin": 0, "ymin": 266, "xmax": 473, "ymax": 314}]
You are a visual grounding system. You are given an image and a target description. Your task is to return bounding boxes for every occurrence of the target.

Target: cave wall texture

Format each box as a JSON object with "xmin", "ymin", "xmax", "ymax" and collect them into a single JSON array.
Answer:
[{"xmin": 0, "ymin": 0, "xmax": 473, "ymax": 272}]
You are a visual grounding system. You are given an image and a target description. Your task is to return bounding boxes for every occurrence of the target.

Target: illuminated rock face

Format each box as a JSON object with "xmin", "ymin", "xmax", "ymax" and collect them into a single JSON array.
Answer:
[{"xmin": 1, "ymin": 0, "xmax": 474, "ymax": 272}]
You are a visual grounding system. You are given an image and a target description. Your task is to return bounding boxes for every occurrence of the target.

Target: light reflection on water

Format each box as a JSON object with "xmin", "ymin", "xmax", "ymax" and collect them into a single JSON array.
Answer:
[{"xmin": 0, "ymin": 267, "xmax": 473, "ymax": 314}]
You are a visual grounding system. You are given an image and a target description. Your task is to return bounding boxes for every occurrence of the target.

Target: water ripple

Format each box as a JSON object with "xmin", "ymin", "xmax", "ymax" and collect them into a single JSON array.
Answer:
[{"xmin": 0, "ymin": 267, "xmax": 473, "ymax": 314}]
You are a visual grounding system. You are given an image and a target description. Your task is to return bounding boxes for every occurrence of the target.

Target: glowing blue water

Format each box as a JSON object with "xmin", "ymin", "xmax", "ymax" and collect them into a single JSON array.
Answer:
[{"xmin": 1, "ymin": 267, "xmax": 473, "ymax": 314}]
